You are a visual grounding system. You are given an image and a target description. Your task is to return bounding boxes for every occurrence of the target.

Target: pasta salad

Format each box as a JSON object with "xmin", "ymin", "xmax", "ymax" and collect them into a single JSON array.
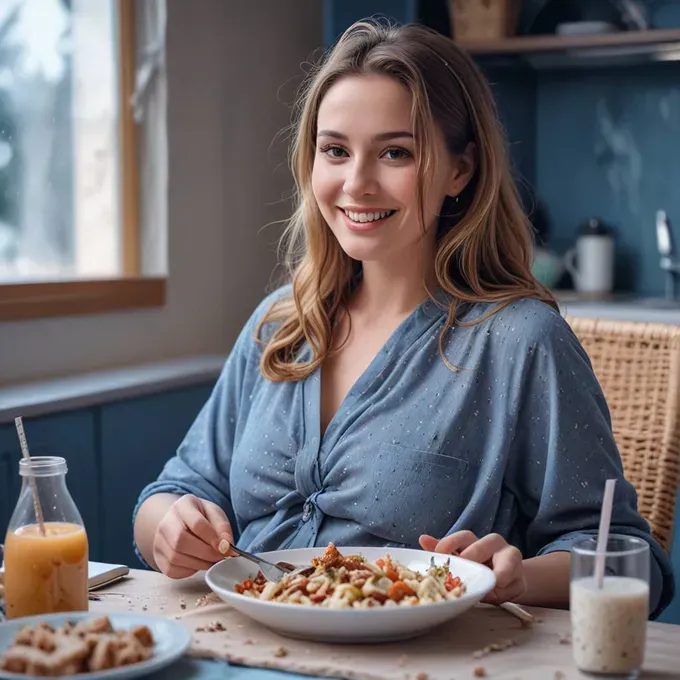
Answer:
[{"xmin": 234, "ymin": 543, "xmax": 466, "ymax": 608}]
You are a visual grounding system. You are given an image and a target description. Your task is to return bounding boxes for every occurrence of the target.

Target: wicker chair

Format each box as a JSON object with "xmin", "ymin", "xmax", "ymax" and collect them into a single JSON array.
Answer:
[{"xmin": 566, "ymin": 316, "xmax": 680, "ymax": 553}]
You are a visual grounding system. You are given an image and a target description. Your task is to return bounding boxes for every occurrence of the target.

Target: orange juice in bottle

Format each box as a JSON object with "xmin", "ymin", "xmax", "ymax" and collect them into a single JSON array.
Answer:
[{"xmin": 3, "ymin": 456, "xmax": 89, "ymax": 619}]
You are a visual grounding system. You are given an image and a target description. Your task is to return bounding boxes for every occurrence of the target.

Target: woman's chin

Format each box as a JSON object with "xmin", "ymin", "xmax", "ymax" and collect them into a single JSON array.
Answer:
[
  {"xmin": 331, "ymin": 234, "xmax": 387, "ymax": 263},
  {"xmin": 338, "ymin": 245, "xmax": 389, "ymax": 263}
]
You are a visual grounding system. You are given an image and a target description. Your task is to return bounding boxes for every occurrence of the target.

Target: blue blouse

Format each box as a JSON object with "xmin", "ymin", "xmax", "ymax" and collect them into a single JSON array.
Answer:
[{"xmin": 134, "ymin": 288, "xmax": 674, "ymax": 617}]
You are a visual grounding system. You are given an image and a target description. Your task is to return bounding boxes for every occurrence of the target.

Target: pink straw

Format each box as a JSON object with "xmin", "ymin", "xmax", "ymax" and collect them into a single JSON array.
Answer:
[{"xmin": 594, "ymin": 479, "xmax": 617, "ymax": 589}]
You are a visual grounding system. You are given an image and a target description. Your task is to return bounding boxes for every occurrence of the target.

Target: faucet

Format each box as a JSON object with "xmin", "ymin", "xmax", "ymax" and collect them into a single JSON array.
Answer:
[{"xmin": 656, "ymin": 210, "xmax": 680, "ymax": 300}]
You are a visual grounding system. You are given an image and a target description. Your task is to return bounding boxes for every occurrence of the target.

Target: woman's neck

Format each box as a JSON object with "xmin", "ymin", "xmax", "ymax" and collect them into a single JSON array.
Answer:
[{"xmin": 352, "ymin": 244, "xmax": 437, "ymax": 320}]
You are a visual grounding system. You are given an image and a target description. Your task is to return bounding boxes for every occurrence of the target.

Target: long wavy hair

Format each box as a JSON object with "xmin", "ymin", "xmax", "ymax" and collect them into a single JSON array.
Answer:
[{"xmin": 258, "ymin": 19, "xmax": 556, "ymax": 381}]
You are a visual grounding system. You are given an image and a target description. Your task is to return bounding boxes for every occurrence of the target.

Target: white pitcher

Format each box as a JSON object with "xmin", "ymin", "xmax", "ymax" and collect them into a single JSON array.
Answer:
[{"xmin": 565, "ymin": 218, "xmax": 615, "ymax": 295}]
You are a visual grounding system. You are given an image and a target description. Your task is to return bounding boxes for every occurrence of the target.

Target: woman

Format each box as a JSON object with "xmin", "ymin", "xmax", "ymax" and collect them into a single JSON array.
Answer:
[{"xmin": 133, "ymin": 20, "xmax": 674, "ymax": 616}]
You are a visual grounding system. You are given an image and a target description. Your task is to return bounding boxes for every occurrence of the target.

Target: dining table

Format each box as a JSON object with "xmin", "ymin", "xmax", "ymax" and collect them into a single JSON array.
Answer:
[{"xmin": 88, "ymin": 568, "xmax": 680, "ymax": 680}]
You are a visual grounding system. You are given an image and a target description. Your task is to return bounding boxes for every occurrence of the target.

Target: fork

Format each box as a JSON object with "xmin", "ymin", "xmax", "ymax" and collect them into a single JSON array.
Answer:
[{"xmin": 225, "ymin": 544, "xmax": 314, "ymax": 583}]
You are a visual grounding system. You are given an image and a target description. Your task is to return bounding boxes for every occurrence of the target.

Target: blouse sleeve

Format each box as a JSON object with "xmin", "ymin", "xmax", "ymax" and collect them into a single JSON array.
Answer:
[
  {"xmin": 131, "ymin": 290, "xmax": 283, "ymax": 554},
  {"xmin": 506, "ymin": 315, "xmax": 675, "ymax": 619}
]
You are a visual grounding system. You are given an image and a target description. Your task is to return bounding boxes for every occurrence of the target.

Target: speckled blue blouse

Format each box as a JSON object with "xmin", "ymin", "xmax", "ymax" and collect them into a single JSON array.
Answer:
[{"xmin": 134, "ymin": 288, "xmax": 674, "ymax": 617}]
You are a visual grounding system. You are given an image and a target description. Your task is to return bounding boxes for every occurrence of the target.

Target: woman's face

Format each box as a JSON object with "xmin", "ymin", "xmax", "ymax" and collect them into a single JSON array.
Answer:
[{"xmin": 311, "ymin": 73, "xmax": 472, "ymax": 267}]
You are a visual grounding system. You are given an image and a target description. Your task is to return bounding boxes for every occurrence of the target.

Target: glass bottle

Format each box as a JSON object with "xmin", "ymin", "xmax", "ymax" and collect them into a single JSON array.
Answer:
[{"xmin": 3, "ymin": 456, "xmax": 89, "ymax": 619}]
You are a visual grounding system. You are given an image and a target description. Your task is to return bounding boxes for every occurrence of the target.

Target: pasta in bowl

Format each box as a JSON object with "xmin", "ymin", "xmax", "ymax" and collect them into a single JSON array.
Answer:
[
  {"xmin": 234, "ymin": 543, "xmax": 466, "ymax": 608},
  {"xmin": 205, "ymin": 545, "xmax": 495, "ymax": 643}
]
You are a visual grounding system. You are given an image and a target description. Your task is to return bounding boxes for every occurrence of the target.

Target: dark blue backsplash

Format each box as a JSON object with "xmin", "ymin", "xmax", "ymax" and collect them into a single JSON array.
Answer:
[
  {"xmin": 323, "ymin": 0, "xmax": 417, "ymax": 46},
  {"xmin": 492, "ymin": 0, "xmax": 680, "ymax": 295},
  {"xmin": 534, "ymin": 64, "xmax": 680, "ymax": 295},
  {"xmin": 488, "ymin": 74, "xmax": 538, "ymax": 204}
]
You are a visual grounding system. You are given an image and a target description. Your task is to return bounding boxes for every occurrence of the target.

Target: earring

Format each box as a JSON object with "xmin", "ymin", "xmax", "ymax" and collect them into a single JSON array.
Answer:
[{"xmin": 454, "ymin": 195, "xmax": 459, "ymax": 203}]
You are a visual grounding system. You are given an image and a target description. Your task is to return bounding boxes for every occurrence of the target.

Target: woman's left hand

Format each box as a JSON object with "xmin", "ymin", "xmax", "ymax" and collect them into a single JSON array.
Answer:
[{"xmin": 419, "ymin": 531, "xmax": 526, "ymax": 605}]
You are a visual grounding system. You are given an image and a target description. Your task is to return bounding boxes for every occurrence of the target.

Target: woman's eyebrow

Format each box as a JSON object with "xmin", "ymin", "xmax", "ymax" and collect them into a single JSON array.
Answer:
[{"xmin": 317, "ymin": 130, "xmax": 414, "ymax": 141}]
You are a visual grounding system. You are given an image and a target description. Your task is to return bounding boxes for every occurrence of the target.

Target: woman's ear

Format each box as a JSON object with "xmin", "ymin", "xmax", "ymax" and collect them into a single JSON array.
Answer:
[{"xmin": 448, "ymin": 141, "xmax": 477, "ymax": 197}]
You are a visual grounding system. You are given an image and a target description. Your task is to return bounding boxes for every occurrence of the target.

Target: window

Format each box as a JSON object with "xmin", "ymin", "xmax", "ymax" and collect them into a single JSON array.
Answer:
[{"xmin": 0, "ymin": 0, "xmax": 165, "ymax": 320}]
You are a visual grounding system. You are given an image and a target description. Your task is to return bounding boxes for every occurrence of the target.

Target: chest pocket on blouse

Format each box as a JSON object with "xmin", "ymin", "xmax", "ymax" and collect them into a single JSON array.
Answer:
[{"xmin": 362, "ymin": 442, "xmax": 473, "ymax": 546}]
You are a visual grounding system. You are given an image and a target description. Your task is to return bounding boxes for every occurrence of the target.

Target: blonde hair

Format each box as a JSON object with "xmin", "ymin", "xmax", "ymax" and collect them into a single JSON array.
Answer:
[{"xmin": 258, "ymin": 19, "xmax": 556, "ymax": 381}]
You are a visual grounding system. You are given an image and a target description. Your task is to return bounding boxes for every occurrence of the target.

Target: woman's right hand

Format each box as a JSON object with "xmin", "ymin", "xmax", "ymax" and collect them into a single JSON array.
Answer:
[{"xmin": 153, "ymin": 494, "xmax": 234, "ymax": 579}]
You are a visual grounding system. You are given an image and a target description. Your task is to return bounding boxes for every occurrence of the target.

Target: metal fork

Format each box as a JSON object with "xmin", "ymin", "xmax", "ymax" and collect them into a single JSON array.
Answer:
[{"xmin": 227, "ymin": 545, "xmax": 313, "ymax": 583}]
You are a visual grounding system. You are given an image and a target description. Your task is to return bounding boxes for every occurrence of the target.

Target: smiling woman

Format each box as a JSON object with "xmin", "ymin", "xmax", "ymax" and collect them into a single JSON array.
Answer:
[
  {"xmin": 0, "ymin": 0, "xmax": 166, "ymax": 321},
  {"xmin": 132, "ymin": 18, "xmax": 675, "ymax": 622}
]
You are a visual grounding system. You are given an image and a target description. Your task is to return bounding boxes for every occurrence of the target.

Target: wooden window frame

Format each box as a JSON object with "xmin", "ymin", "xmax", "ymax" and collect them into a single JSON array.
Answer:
[{"xmin": 0, "ymin": 0, "xmax": 165, "ymax": 322}]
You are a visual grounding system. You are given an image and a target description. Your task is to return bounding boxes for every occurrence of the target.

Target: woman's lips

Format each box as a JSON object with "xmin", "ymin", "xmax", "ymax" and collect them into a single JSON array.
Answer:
[{"xmin": 338, "ymin": 208, "xmax": 397, "ymax": 232}]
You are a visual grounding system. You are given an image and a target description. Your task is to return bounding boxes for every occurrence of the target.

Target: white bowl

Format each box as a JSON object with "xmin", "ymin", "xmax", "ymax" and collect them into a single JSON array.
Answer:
[{"xmin": 205, "ymin": 546, "xmax": 496, "ymax": 643}]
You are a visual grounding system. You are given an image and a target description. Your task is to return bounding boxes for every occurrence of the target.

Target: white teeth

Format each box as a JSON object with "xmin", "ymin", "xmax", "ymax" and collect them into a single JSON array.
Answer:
[{"xmin": 343, "ymin": 209, "xmax": 395, "ymax": 223}]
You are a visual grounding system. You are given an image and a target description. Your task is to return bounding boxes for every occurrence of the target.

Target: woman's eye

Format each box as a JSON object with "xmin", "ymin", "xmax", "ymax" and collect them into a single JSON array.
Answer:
[
  {"xmin": 320, "ymin": 145, "xmax": 348, "ymax": 159},
  {"xmin": 383, "ymin": 147, "xmax": 411, "ymax": 161}
]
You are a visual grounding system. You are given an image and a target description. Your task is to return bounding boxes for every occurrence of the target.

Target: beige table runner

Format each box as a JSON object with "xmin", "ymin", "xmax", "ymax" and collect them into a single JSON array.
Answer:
[{"xmin": 91, "ymin": 569, "xmax": 680, "ymax": 680}]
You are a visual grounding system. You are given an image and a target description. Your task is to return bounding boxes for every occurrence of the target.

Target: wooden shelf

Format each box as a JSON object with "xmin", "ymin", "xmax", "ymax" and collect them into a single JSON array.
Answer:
[{"xmin": 457, "ymin": 29, "xmax": 680, "ymax": 69}]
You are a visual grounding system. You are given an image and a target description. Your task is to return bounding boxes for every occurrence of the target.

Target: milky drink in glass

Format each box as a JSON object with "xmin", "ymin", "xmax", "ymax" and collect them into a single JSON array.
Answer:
[{"xmin": 570, "ymin": 535, "xmax": 650, "ymax": 678}]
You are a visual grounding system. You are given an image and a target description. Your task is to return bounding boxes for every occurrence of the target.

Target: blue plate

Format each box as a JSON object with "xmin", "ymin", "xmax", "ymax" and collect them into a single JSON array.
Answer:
[{"xmin": 0, "ymin": 611, "xmax": 191, "ymax": 679}]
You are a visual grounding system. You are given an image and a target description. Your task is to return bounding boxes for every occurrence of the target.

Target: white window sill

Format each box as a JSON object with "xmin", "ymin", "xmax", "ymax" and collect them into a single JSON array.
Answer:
[{"xmin": 0, "ymin": 355, "xmax": 225, "ymax": 424}]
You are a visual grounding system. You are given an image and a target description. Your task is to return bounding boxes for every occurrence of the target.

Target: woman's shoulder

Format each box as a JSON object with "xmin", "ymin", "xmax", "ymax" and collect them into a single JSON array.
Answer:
[
  {"xmin": 495, "ymin": 297, "xmax": 569, "ymax": 335},
  {"xmin": 457, "ymin": 296, "xmax": 587, "ymax": 365},
  {"xmin": 467, "ymin": 297, "xmax": 574, "ymax": 345}
]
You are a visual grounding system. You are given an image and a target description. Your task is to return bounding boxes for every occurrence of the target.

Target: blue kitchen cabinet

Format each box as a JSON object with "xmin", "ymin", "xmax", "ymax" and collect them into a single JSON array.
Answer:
[
  {"xmin": 0, "ymin": 428, "xmax": 18, "ymax": 540},
  {"xmin": 0, "ymin": 411, "xmax": 101, "ymax": 559},
  {"xmin": 98, "ymin": 383, "xmax": 215, "ymax": 567}
]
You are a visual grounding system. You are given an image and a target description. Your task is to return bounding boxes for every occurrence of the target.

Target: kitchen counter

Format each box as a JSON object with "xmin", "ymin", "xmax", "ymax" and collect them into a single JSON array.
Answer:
[{"xmin": 556, "ymin": 292, "xmax": 680, "ymax": 324}]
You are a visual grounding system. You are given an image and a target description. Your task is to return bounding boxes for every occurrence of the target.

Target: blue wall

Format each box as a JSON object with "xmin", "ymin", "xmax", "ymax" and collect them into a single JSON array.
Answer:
[
  {"xmin": 535, "ymin": 65, "xmax": 680, "ymax": 296},
  {"xmin": 489, "ymin": 74, "xmax": 538, "ymax": 203},
  {"xmin": 508, "ymin": 0, "xmax": 680, "ymax": 295},
  {"xmin": 479, "ymin": 0, "xmax": 680, "ymax": 297},
  {"xmin": 323, "ymin": 0, "xmax": 417, "ymax": 46}
]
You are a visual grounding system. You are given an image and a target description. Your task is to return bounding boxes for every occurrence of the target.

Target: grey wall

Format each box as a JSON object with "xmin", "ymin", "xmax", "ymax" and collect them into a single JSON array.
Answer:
[{"xmin": 0, "ymin": 0, "xmax": 323, "ymax": 385}]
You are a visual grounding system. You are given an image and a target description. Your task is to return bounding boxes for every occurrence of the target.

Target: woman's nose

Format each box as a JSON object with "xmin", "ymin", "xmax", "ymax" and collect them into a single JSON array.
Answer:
[{"xmin": 343, "ymin": 159, "xmax": 378, "ymax": 197}]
